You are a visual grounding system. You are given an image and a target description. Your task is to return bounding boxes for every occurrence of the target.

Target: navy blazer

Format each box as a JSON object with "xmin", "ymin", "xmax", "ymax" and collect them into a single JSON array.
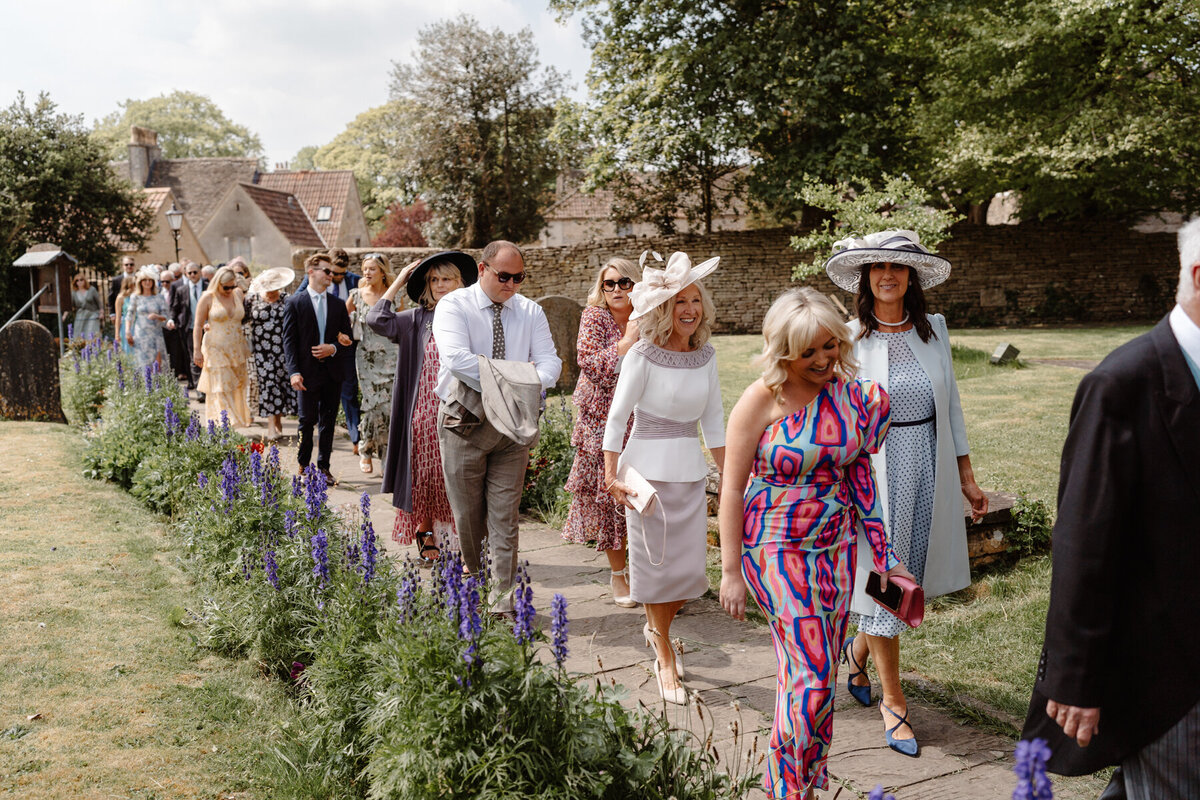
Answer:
[{"xmin": 282, "ymin": 290, "xmax": 353, "ymax": 387}]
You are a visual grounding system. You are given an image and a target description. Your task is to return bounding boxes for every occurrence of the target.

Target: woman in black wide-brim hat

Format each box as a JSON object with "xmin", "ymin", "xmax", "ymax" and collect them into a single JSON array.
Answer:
[
  {"xmin": 367, "ymin": 251, "xmax": 476, "ymax": 566},
  {"xmin": 825, "ymin": 230, "xmax": 988, "ymax": 759}
]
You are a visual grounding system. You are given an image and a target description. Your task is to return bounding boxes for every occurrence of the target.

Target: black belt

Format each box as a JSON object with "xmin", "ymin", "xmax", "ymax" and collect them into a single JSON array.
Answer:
[{"xmin": 891, "ymin": 415, "xmax": 935, "ymax": 428}]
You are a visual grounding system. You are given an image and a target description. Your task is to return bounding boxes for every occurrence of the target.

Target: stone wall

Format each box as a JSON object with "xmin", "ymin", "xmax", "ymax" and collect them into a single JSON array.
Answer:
[{"xmin": 292, "ymin": 220, "xmax": 1180, "ymax": 333}]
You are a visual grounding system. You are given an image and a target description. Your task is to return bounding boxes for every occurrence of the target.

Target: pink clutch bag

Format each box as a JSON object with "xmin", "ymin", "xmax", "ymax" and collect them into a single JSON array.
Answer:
[{"xmin": 865, "ymin": 572, "xmax": 925, "ymax": 628}]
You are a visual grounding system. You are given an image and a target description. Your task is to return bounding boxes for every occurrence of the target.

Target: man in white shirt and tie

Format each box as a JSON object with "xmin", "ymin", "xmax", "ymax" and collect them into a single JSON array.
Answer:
[
  {"xmin": 433, "ymin": 240, "xmax": 561, "ymax": 613},
  {"xmin": 166, "ymin": 259, "xmax": 208, "ymax": 397}
]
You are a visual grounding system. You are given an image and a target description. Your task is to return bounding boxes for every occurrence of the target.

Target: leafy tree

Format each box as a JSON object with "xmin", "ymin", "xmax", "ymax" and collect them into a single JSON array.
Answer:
[
  {"xmin": 309, "ymin": 103, "xmax": 412, "ymax": 231},
  {"xmin": 91, "ymin": 90, "xmax": 264, "ymax": 161},
  {"xmin": 0, "ymin": 92, "xmax": 154, "ymax": 320},
  {"xmin": 372, "ymin": 200, "xmax": 432, "ymax": 248},
  {"xmin": 389, "ymin": 15, "xmax": 564, "ymax": 247},
  {"xmin": 908, "ymin": 0, "xmax": 1200, "ymax": 221},
  {"xmin": 290, "ymin": 145, "xmax": 319, "ymax": 171},
  {"xmin": 790, "ymin": 174, "xmax": 962, "ymax": 280}
]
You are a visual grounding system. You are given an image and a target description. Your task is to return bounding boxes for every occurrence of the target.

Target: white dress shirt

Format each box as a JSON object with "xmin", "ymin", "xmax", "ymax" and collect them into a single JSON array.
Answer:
[
  {"xmin": 432, "ymin": 282, "xmax": 562, "ymax": 400},
  {"xmin": 1169, "ymin": 303, "xmax": 1200, "ymax": 369}
]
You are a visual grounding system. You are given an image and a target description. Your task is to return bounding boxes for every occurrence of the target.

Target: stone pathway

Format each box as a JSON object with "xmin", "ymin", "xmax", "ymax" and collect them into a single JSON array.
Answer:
[{"xmin": 208, "ymin": 400, "xmax": 1098, "ymax": 799}]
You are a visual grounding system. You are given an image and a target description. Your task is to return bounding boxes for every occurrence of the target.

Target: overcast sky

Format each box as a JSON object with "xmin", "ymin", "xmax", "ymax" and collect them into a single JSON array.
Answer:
[{"xmin": 3, "ymin": 0, "xmax": 592, "ymax": 168}]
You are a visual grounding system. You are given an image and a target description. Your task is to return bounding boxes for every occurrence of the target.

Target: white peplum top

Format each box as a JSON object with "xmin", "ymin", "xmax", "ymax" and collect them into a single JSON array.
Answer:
[{"xmin": 602, "ymin": 339, "xmax": 725, "ymax": 483}]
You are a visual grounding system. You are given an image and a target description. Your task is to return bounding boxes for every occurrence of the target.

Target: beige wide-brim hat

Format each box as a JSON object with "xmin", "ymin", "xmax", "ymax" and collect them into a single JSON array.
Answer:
[
  {"xmin": 823, "ymin": 230, "xmax": 951, "ymax": 293},
  {"xmin": 249, "ymin": 267, "xmax": 296, "ymax": 295},
  {"xmin": 629, "ymin": 250, "xmax": 720, "ymax": 320}
]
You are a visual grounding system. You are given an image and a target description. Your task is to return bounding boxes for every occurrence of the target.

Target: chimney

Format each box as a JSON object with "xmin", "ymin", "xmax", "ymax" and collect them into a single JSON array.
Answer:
[{"xmin": 128, "ymin": 126, "xmax": 161, "ymax": 187}]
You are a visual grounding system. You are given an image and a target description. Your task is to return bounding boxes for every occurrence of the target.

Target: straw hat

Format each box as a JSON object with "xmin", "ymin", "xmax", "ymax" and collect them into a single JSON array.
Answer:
[
  {"xmin": 823, "ymin": 230, "xmax": 951, "ymax": 293},
  {"xmin": 249, "ymin": 267, "xmax": 295, "ymax": 295},
  {"xmin": 135, "ymin": 266, "xmax": 159, "ymax": 284},
  {"xmin": 629, "ymin": 251, "xmax": 720, "ymax": 321}
]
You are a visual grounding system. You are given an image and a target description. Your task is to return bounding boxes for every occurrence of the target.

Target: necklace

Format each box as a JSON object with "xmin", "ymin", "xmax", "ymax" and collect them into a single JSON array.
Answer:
[{"xmin": 875, "ymin": 311, "xmax": 910, "ymax": 328}]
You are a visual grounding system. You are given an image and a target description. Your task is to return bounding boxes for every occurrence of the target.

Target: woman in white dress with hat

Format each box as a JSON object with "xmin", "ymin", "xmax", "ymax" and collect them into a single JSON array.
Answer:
[
  {"xmin": 603, "ymin": 251, "xmax": 725, "ymax": 704},
  {"xmin": 825, "ymin": 230, "xmax": 988, "ymax": 757}
]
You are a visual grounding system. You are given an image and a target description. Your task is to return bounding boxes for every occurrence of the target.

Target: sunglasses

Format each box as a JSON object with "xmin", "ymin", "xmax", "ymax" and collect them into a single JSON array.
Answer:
[
  {"xmin": 602, "ymin": 278, "xmax": 634, "ymax": 292},
  {"xmin": 317, "ymin": 267, "xmax": 334, "ymax": 276},
  {"xmin": 484, "ymin": 264, "xmax": 526, "ymax": 284}
]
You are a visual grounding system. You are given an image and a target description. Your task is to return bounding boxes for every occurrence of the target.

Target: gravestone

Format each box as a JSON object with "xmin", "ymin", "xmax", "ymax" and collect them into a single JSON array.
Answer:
[
  {"xmin": 0, "ymin": 320, "xmax": 67, "ymax": 423},
  {"xmin": 990, "ymin": 342, "xmax": 1020, "ymax": 365},
  {"xmin": 535, "ymin": 295, "xmax": 583, "ymax": 395}
]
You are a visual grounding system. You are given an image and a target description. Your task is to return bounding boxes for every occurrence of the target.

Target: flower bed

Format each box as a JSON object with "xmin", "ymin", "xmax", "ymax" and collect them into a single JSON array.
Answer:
[{"xmin": 60, "ymin": 339, "xmax": 761, "ymax": 800}]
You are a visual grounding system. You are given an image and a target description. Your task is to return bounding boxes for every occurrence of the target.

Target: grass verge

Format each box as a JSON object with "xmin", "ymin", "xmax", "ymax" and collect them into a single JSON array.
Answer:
[{"xmin": 0, "ymin": 421, "xmax": 293, "ymax": 799}]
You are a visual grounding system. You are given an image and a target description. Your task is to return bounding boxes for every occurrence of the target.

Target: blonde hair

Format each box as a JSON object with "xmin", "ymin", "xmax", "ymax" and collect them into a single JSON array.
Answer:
[
  {"xmin": 117, "ymin": 274, "xmax": 138, "ymax": 300},
  {"xmin": 585, "ymin": 257, "xmax": 639, "ymax": 307},
  {"xmin": 203, "ymin": 266, "xmax": 239, "ymax": 298},
  {"xmin": 640, "ymin": 280, "xmax": 715, "ymax": 350},
  {"xmin": 419, "ymin": 262, "xmax": 464, "ymax": 310},
  {"xmin": 361, "ymin": 254, "xmax": 393, "ymax": 288},
  {"xmin": 755, "ymin": 288, "xmax": 858, "ymax": 405}
]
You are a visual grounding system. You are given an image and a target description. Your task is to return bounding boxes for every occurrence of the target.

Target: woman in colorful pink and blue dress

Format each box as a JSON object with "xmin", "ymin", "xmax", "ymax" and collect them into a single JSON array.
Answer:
[{"xmin": 718, "ymin": 287, "xmax": 913, "ymax": 799}]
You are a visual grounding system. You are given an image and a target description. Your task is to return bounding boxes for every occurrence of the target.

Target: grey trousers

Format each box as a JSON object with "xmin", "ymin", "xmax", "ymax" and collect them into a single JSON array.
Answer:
[
  {"xmin": 437, "ymin": 406, "xmax": 530, "ymax": 613},
  {"xmin": 1114, "ymin": 696, "xmax": 1200, "ymax": 800}
]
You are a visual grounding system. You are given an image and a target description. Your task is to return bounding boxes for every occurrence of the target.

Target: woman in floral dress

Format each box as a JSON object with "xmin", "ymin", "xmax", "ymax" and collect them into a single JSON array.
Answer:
[
  {"xmin": 718, "ymin": 288, "xmax": 914, "ymax": 799},
  {"xmin": 563, "ymin": 257, "xmax": 641, "ymax": 607},
  {"xmin": 245, "ymin": 267, "xmax": 296, "ymax": 440},
  {"xmin": 125, "ymin": 267, "xmax": 168, "ymax": 370},
  {"xmin": 346, "ymin": 254, "xmax": 399, "ymax": 474},
  {"xmin": 367, "ymin": 251, "xmax": 476, "ymax": 565}
]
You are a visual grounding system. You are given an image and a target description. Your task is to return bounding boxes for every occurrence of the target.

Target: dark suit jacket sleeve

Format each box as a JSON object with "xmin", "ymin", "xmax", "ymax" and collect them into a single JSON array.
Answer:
[
  {"xmin": 282, "ymin": 296, "xmax": 300, "ymax": 378},
  {"xmin": 1039, "ymin": 369, "xmax": 1135, "ymax": 707}
]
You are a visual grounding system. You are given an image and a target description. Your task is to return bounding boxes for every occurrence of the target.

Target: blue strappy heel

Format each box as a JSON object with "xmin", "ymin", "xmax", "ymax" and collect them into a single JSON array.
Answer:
[
  {"xmin": 881, "ymin": 700, "xmax": 920, "ymax": 757},
  {"xmin": 841, "ymin": 637, "xmax": 872, "ymax": 707}
]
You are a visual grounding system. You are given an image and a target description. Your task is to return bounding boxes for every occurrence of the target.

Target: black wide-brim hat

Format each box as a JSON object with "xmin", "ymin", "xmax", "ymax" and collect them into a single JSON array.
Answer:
[{"xmin": 407, "ymin": 250, "xmax": 478, "ymax": 304}]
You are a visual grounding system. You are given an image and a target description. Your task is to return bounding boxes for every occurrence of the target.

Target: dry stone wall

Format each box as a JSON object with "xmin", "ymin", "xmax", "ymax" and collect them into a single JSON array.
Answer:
[{"xmin": 292, "ymin": 220, "xmax": 1180, "ymax": 334}]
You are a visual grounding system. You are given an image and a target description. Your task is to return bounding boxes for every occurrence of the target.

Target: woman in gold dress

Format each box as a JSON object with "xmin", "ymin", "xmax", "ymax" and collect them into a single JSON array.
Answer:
[{"xmin": 193, "ymin": 265, "xmax": 251, "ymax": 427}]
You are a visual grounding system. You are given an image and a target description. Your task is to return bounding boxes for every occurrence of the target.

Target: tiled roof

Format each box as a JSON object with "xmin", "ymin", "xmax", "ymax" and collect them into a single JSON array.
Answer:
[
  {"xmin": 239, "ymin": 183, "xmax": 325, "ymax": 248},
  {"xmin": 256, "ymin": 170, "xmax": 356, "ymax": 246},
  {"xmin": 147, "ymin": 157, "xmax": 260, "ymax": 232}
]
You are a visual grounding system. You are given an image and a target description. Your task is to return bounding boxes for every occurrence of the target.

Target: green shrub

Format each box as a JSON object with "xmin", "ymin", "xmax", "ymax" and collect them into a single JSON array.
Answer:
[
  {"xmin": 81, "ymin": 363, "xmax": 186, "ymax": 488},
  {"xmin": 1009, "ymin": 493, "xmax": 1053, "ymax": 557},
  {"xmin": 59, "ymin": 338, "xmax": 122, "ymax": 426},
  {"xmin": 521, "ymin": 397, "xmax": 575, "ymax": 520}
]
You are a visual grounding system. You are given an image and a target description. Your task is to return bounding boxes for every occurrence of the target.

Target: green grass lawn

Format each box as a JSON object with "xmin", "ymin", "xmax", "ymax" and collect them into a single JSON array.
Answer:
[
  {"xmin": 710, "ymin": 324, "xmax": 1146, "ymax": 737},
  {"xmin": 0, "ymin": 422, "xmax": 294, "ymax": 799}
]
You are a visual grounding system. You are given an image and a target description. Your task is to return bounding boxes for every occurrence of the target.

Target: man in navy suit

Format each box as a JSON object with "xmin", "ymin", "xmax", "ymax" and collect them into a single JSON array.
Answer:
[
  {"xmin": 298, "ymin": 248, "xmax": 363, "ymax": 452},
  {"xmin": 283, "ymin": 252, "xmax": 353, "ymax": 484},
  {"xmin": 165, "ymin": 260, "xmax": 208, "ymax": 396}
]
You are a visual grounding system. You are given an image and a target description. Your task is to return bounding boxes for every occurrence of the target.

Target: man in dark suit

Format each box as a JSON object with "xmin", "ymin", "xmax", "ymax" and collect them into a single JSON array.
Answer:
[
  {"xmin": 298, "ymin": 248, "xmax": 362, "ymax": 452},
  {"xmin": 1022, "ymin": 217, "xmax": 1200, "ymax": 798},
  {"xmin": 283, "ymin": 251, "xmax": 353, "ymax": 484},
  {"xmin": 108, "ymin": 255, "xmax": 137, "ymax": 316},
  {"xmin": 165, "ymin": 260, "xmax": 208, "ymax": 396}
]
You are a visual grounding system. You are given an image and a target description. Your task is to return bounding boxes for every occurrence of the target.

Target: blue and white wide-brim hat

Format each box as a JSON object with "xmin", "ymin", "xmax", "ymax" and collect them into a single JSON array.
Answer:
[{"xmin": 823, "ymin": 230, "xmax": 951, "ymax": 293}]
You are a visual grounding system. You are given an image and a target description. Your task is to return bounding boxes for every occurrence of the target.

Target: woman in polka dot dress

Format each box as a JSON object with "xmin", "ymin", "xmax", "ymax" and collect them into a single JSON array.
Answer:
[{"xmin": 824, "ymin": 230, "xmax": 989, "ymax": 758}]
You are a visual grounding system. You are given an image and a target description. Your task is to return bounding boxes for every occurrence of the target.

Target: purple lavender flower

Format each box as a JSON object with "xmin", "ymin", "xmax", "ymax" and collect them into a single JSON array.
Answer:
[
  {"xmin": 511, "ymin": 561, "xmax": 535, "ymax": 645},
  {"xmin": 264, "ymin": 544, "xmax": 280, "ymax": 590},
  {"xmin": 186, "ymin": 413, "xmax": 201, "ymax": 441},
  {"xmin": 311, "ymin": 529, "xmax": 329, "ymax": 590},
  {"xmin": 197, "ymin": 472, "xmax": 209, "ymax": 489},
  {"xmin": 1013, "ymin": 739, "xmax": 1054, "ymax": 800},
  {"xmin": 303, "ymin": 465, "xmax": 327, "ymax": 520},
  {"xmin": 359, "ymin": 493, "xmax": 378, "ymax": 585},
  {"xmin": 219, "ymin": 454, "xmax": 241, "ymax": 508},
  {"xmin": 868, "ymin": 786, "xmax": 896, "ymax": 800},
  {"xmin": 550, "ymin": 593, "xmax": 569, "ymax": 667},
  {"xmin": 163, "ymin": 398, "xmax": 179, "ymax": 438}
]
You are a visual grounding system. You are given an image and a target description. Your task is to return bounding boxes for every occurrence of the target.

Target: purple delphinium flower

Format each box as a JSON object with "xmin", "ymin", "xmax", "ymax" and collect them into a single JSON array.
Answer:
[
  {"xmin": 163, "ymin": 398, "xmax": 179, "ymax": 438},
  {"xmin": 291, "ymin": 474, "xmax": 303, "ymax": 499},
  {"xmin": 284, "ymin": 509, "xmax": 298, "ymax": 538},
  {"xmin": 264, "ymin": 543, "xmax": 280, "ymax": 590},
  {"xmin": 116, "ymin": 359, "xmax": 125, "ymax": 391},
  {"xmin": 220, "ymin": 409, "xmax": 230, "ymax": 430},
  {"xmin": 868, "ymin": 786, "xmax": 896, "ymax": 800},
  {"xmin": 249, "ymin": 449, "xmax": 264, "ymax": 488},
  {"xmin": 67, "ymin": 323, "xmax": 74, "ymax": 339},
  {"xmin": 196, "ymin": 472, "xmax": 209, "ymax": 489},
  {"xmin": 359, "ymin": 493, "xmax": 378, "ymax": 585},
  {"xmin": 511, "ymin": 561, "xmax": 535, "ymax": 645},
  {"xmin": 459, "ymin": 576, "xmax": 482, "ymax": 662},
  {"xmin": 397, "ymin": 565, "xmax": 420, "ymax": 624},
  {"xmin": 207, "ymin": 420, "xmax": 217, "ymax": 438},
  {"xmin": 1013, "ymin": 739, "xmax": 1054, "ymax": 800},
  {"xmin": 143, "ymin": 364, "xmax": 154, "ymax": 393},
  {"xmin": 311, "ymin": 529, "xmax": 330, "ymax": 591},
  {"xmin": 186, "ymin": 412, "xmax": 201, "ymax": 441},
  {"xmin": 441, "ymin": 552, "xmax": 464, "ymax": 625},
  {"xmin": 219, "ymin": 453, "xmax": 241, "ymax": 508},
  {"xmin": 267, "ymin": 444, "xmax": 280, "ymax": 476},
  {"xmin": 550, "ymin": 593, "xmax": 569, "ymax": 667},
  {"xmin": 303, "ymin": 465, "xmax": 327, "ymax": 520}
]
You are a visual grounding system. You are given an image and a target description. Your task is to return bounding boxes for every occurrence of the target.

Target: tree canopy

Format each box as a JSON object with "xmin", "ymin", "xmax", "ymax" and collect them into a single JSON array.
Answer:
[
  {"xmin": 91, "ymin": 90, "xmax": 264, "ymax": 162},
  {"xmin": 0, "ymin": 92, "xmax": 153, "ymax": 319},
  {"xmin": 389, "ymin": 15, "xmax": 565, "ymax": 247}
]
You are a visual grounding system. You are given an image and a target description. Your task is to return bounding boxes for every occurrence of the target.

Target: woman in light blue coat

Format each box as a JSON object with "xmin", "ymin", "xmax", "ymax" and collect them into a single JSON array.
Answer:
[{"xmin": 825, "ymin": 230, "xmax": 988, "ymax": 758}]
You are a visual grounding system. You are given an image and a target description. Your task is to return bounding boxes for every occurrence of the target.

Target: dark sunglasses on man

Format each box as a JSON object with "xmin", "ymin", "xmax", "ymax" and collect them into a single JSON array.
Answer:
[
  {"xmin": 484, "ymin": 263, "xmax": 526, "ymax": 284},
  {"xmin": 602, "ymin": 278, "xmax": 634, "ymax": 292}
]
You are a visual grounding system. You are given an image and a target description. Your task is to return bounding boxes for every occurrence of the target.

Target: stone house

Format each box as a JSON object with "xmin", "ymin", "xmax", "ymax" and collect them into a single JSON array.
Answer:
[
  {"xmin": 110, "ymin": 186, "xmax": 208, "ymax": 266},
  {"xmin": 201, "ymin": 183, "xmax": 325, "ymax": 268}
]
